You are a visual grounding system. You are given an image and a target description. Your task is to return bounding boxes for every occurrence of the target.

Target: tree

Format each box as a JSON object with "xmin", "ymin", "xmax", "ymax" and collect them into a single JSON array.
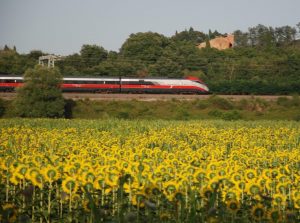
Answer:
[
  {"xmin": 171, "ymin": 27, "xmax": 206, "ymax": 44},
  {"xmin": 28, "ymin": 50, "xmax": 44, "ymax": 60},
  {"xmin": 149, "ymin": 57, "xmax": 183, "ymax": 77},
  {"xmin": 120, "ymin": 32, "xmax": 170, "ymax": 66},
  {"xmin": 296, "ymin": 22, "xmax": 300, "ymax": 38},
  {"xmin": 80, "ymin": 44, "xmax": 108, "ymax": 68},
  {"xmin": 14, "ymin": 65, "xmax": 65, "ymax": 118},
  {"xmin": 233, "ymin": 30, "xmax": 249, "ymax": 47},
  {"xmin": 275, "ymin": 26, "xmax": 296, "ymax": 46}
]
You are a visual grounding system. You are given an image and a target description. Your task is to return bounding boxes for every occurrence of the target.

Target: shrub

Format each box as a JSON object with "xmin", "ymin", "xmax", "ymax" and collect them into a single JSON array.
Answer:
[
  {"xmin": 222, "ymin": 110, "xmax": 242, "ymax": 121},
  {"xmin": 14, "ymin": 66, "xmax": 65, "ymax": 118},
  {"xmin": 117, "ymin": 111, "xmax": 130, "ymax": 119},
  {"xmin": 276, "ymin": 97, "xmax": 290, "ymax": 107},
  {"xmin": 208, "ymin": 109, "xmax": 223, "ymax": 118},
  {"xmin": 208, "ymin": 95, "xmax": 234, "ymax": 110},
  {"xmin": 0, "ymin": 98, "xmax": 5, "ymax": 117}
]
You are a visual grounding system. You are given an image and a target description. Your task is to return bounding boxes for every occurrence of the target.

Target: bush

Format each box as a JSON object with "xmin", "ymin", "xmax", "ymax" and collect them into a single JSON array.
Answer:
[
  {"xmin": 277, "ymin": 95, "xmax": 300, "ymax": 107},
  {"xmin": 117, "ymin": 111, "xmax": 130, "ymax": 119},
  {"xmin": 276, "ymin": 97, "xmax": 290, "ymax": 107},
  {"xmin": 0, "ymin": 98, "xmax": 5, "ymax": 117},
  {"xmin": 14, "ymin": 66, "xmax": 65, "ymax": 118},
  {"xmin": 195, "ymin": 99, "xmax": 210, "ymax": 109},
  {"xmin": 222, "ymin": 110, "xmax": 242, "ymax": 121},
  {"xmin": 208, "ymin": 95, "xmax": 234, "ymax": 110},
  {"xmin": 208, "ymin": 109, "xmax": 223, "ymax": 118}
]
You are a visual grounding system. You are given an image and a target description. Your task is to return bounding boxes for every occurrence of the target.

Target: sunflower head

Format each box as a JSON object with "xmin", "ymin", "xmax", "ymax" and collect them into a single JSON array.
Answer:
[
  {"xmin": 1, "ymin": 203, "xmax": 17, "ymax": 223},
  {"xmin": 226, "ymin": 199, "xmax": 240, "ymax": 214},
  {"xmin": 267, "ymin": 208, "xmax": 282, "ymax": 222},
  {"xmin": 251, "ymin": 203, "xmax": 265, "ymax": 220},
  {"xmin": 43, "ymin": 166, "xmax": 58, "ymax": 183},
  {"xmin": 201, "ymin": 186, "xmax": 214, "ymax": 199},
  {"xmin": 62, "ymin": 177, "xmax": 78, "ymax": 194},
  {"xmin": 245, "ymin": 181, "xmax": 261, "ymax": 196},
  {"xmin": 294, "ymin": 197, "xmax": 300, "ymax": 209}
]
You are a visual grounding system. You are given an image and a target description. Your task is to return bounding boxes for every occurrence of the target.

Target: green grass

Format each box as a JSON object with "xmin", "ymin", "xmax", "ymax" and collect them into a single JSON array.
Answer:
[
  {"xmin": 66, "ymin": 96, "xmax": 300, "ymax": 121},
  {"xmin": 1, "ymin": 95, "xmax": 300, "ymax": 121}
]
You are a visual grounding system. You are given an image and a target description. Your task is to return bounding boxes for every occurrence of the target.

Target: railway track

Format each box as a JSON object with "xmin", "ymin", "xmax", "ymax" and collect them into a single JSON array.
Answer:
[{"xmin": 0, "ymin": 92, "xmax": 291, "ymax": 101}]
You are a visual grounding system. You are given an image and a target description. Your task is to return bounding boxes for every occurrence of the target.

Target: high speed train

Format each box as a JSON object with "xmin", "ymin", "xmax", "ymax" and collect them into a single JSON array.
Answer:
[{"xmin": 0, "ymin": 75, "xmax": 209, "ymax": 94}]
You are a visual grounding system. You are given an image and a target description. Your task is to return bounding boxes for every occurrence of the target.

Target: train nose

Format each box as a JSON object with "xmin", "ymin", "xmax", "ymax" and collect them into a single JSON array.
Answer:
[{"xmin": 202, "ymin": 84, "xmax": 209, "ymax": 92}]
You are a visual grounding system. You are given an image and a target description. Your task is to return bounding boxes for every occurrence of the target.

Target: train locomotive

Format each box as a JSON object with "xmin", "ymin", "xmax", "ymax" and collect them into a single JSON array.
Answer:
[{"xmin": 0, "ymin": 75, "xmax": 209, "ymax": 94}]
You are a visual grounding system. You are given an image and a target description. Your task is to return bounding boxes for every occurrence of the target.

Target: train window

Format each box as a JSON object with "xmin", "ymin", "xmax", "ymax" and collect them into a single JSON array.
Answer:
[
  {"xmin": 122, "ymin": 81, "xmax": 154, "ymax": 85},
  {"xmin": 4, "ymin": 80, "xmax": 17, "ymax": 83},
  {"xmin": 106, "ymin": 81, "xmax": 120, "ymax": 84}
]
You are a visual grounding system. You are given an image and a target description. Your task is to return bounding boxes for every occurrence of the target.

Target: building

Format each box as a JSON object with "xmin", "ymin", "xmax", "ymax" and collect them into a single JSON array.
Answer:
[{"xmin": 198, "ymin": 34, "xmax": 234, "ymax": 50}]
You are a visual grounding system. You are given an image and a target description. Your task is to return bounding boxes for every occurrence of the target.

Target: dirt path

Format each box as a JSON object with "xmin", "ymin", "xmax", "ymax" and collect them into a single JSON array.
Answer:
[{"xmin": 0, "ymin": 92, "xmax": 292, "ymax": 101}]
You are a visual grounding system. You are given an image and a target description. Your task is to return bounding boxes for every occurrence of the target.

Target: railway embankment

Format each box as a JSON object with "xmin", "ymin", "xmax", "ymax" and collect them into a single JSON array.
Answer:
[{"xmin": 1, "ymin": 93, "xmax": 299, "ymax": 120}]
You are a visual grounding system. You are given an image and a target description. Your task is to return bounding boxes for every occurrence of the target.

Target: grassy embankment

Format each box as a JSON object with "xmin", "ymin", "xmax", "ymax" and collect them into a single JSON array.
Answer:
[
  {"xmin": 1, "ymin": 95, "xmax": 300, "ymax": 120},
  {"xmin": 63, "ymin": 95, "xmax": 300, "ymax": 120}
]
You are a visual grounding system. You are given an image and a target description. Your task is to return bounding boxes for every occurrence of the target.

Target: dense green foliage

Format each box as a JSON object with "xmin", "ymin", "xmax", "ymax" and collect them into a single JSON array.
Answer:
[
  {"xmin": 1, "ymin": 23, "xmax": 300, "ymax": 94},
  {"xmin": 13, "ymin": 66, "xmax": 65, "ymax": 118}
]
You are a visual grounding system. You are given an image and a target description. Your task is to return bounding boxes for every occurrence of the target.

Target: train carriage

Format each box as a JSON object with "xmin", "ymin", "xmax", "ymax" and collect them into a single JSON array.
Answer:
[{"xmin": 0, "ymin": 75, "xmax": 209, "ymax": 94}]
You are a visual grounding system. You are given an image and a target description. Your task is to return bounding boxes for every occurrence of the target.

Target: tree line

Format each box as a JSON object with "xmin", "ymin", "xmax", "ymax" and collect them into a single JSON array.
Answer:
[{"xmin": 1, "ymin": 23, "xmax": 300, "ymax": 95}]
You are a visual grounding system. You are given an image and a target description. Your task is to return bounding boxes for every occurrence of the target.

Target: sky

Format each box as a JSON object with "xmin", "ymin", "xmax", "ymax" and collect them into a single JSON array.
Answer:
[{"xmin": 0, "ymin": 0, "xmax": 299, "ymax": 55}]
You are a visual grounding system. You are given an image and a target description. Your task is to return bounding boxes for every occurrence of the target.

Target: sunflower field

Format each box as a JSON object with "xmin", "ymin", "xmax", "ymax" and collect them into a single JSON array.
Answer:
[{"xmin": 0, "ymin": 119, "xmax": 300, "ymax": 223}]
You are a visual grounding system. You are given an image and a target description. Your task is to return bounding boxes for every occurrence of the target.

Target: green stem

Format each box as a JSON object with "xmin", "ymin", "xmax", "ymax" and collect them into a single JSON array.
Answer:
[
  {"xmin": 6, "ymin": 176, "xmax": 9, "ymax": 202},
  {"xmin": 69, "ymin": 190, "xmax": 72, "ymax": 212},
  {"xmin": 40, "ymin": 188, "xmax": 43, "ymax": 223},
  {"xmin": 32, "ymin": 186, "xmax": 35, "ymax": 222},
  {"xmin": 48, "ymin": 184, "xmax": 52, "ymax": 223}
]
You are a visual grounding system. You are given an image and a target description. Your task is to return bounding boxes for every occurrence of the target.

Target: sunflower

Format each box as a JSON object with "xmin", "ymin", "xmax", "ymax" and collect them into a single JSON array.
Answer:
[
  {"xmin": 42, "ymin": 166, "xmax": 58, "ymax": 183},
  {"xmin": 82, "ymin": 200, "xmax": 93, "ymax": 213},
  {"xmin": 93, "ymin": 176, "xmax": 105, "ymax": 190},
  {"xmin": 207, "ymin": 163, "xmax": 217, "ymax": 171},
  {"xmin": 285, "ymin": 210, "xmax": 297, "ymax": 223},
  {"xmin": 245, "ymin": 181, "xmax": 261, "ymax": 196},
  {"xmin": 245, "ymin": 169, "xmax": 257, "ymax": 181},
  {"xmin": 293, "ymin": 197, "xmax": 300, "ymax": 209},
  {"xmin": 273, "ymin": 194, "xmax": 286, "ymax": 206},
  {"xmin": 173, "ymin": 190, "xmax": 185, "ymax": 201},
  {"xmin": 201, "ymin": 186, "xmax": 214, "ymax": 200},
  {"xmin": 10, "ymin": 172, "xmax": 22, "ymax": 185},
  {"xmin": 207, "ymin": 170, "xmax": 217, "ymax": 180},
  {"xmin": 159, "ymin": 212, "xmax": 171, "ymax": 221},
  {"xmin": 226, "ymin": 199, "xmax": 240, "ymax": 214},
  {"xmin": 64, "ymin": 165, "xmax": 77, "ymax": 176},
  {"xmin": 84, "ymin": 171, "xmax": 96, "ymax": 183},
  {"xmin": 194, "ymin": 170, "xmax": 207, "ymax": 182},
  {"xmin": 83, "ymin": 182, "xmax": 94, "ymax": 191},
  {"xmin": 266, "ymin": 208, "xmax": 282, "ymax": 222},
  {"xmin": 235, "ymin": 181, "xmax": 246, "ymax": 193},
  {"xmin": 1, "ymin": 203, "xmax": 17, "ymax": 223},
  {"xmin": 31, "ymin": 172, "xmax": 44, "ymax": 189},
  {"xmin": 62, "ymin": 176, "xmax": 78, "ymax": 194},
  {"xmin": 164, "ymin": 181, "xmax": 177, "ymax": 195},
  {"xmin": 15, "ymin": 164, "xmax": 27, "ymax": 179},
  {"xmin": 251, "ymin": 203, "xmax": 265, "ymax": 221},
  {"xmin": 231, "ymin": 173, "xmax": 242, "ymax": 184},
  {"xmin": 224, "ymin": 190, "xmax": 240, "ymax": 201},
  {"xmin": 276, "ymin": 182, "xmax": 287, "ymax": 195},
  {"xmin": 105, "ymin": 173, "xmax": 119, "ymax": 188},
  {"xmin": 131, "ymin": 194, "xmax": 145, "ymax": 207}
]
